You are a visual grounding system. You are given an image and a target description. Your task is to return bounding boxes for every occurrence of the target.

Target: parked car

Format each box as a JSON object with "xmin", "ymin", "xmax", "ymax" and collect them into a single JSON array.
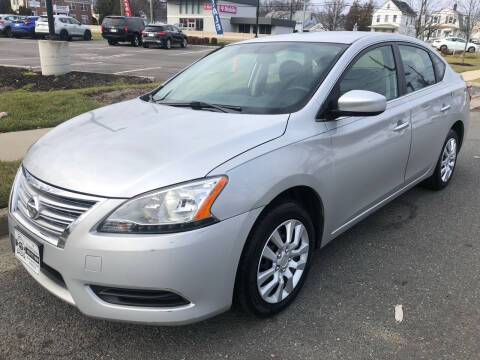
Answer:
[
  {"xmin": 432, "ymin": 37, "xmax": 479, "ymax": 53},
  {"xmin": 141, "ymin": 24, "xmax": 187, "ymax": 49},
  {"xmin": 9, "ymin": 32, "xmax": 470, "ymax": 325},
  {"xmin": 35, "ymin": 15, "xmax": 91, "ymax": 41},
  {"xmin": 0, "ymin": 14, "xmax": 17, "ymax": 38},
  {"xmin": 12, "ymin": 16, "xmax": 38, "ymax": 38},
  {"xmin": 101, "ymin": 16, "xmax": 147, "ymax": 47}
]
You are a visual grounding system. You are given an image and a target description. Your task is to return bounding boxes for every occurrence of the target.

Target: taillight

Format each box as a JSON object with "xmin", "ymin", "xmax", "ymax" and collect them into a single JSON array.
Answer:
[
  {"xmin": 101, "ymin": 24, "xmax": 103, "ymax": 32},
  {"xmin": 0, "ymin": 20, "xmax": 4, "ymax": 24},
  {"xmin": 467, "ymin": 83, "xmax": 473, "ymax": 101},
  {"xmin": 54, "ymin": 20, "xmax": 57, "ymax": 24},
  {"xmin": 124, "ymin": 25, "xmax": 128, "ymax": 32},
  {"xmin": 157, "ymin": 31, "xmax": 165, "ymax": 35},
  {"xmin": 141, "ymin": 30, "xmax": 145, "ymax": 34},
  {"xmin": 24, "ymin": 21, "xmax": 30, "ymax": 25}
]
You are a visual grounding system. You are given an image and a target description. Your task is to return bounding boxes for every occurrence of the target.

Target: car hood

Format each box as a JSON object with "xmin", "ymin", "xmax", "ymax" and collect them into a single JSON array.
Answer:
[{"xmin": 23, "ymin": 98, "xmax": 288, "ymax": 198}]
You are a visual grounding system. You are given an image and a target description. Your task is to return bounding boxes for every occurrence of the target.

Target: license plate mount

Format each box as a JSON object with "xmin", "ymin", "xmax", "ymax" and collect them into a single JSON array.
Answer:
[{"xmin": 14, "ymin": 228, "xmax": 42, "ymax": 275}]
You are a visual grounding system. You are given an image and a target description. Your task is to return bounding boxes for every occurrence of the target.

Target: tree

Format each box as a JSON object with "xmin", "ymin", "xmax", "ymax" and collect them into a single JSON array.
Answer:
[
  {"xmin": 95, "ymin": 0, "xmax": 120, "ymax": 23},
  {"xmin": 407, "ymin": 0, "xmax": 440, "ymax": 39},
  {"xmin": 0, "ymin": 0, "xmax": 13, "ymax": 14},
  {"xmin": 17, "ymin": 6, "xmax": 33, "ymax": 15},
  {"xmin": 345, "ymin": 0, "xmax": 374, "ymax": 31},
  {"xmin": 460, "ymin": 0, "xmax": 480, "ymax": 64},
  {"xmin": 318, "ymin": 0, "xmax": 347, "ymax": 31}
]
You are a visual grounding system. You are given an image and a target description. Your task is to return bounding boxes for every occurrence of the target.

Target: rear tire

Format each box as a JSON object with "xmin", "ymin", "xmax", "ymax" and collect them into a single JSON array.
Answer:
[
  {"xmin": 131, "ymin": 34, "xmax": 140, "ymax": 47},
  {"xmin": 83, "ymin": 30, "xmax": 91, "ymax": 41},
  {"xmin": 422, "ymin": 129, "xmax": 459, "ymax": 190},
  {"xmin": 234, "ymin": 201, "xmax": 314, "ymax": 317},
  {"xmin": 143, "ymin": 42, "xmax": 149, "ymax": 48},
  {"xmin": 165, "ymin": 38, "xmax": 171, "ymax": 49},
  {"xmin": 468, "ymin": 46, "xmax": 476, "ymax": 53},
  {"xmin": 108, "ymin": 39, "xmax": 117, "ymax": 46},
  {"xmin": 5, "ymin": 27, "xmax": 12, "ymax": 38},
  {"xmin": 440, "ymin": 45, "xmax": 448, "ymax": 54},
  {"xmin": 181, "ymin": 38, "xmax": 187, "ymax": 48}
]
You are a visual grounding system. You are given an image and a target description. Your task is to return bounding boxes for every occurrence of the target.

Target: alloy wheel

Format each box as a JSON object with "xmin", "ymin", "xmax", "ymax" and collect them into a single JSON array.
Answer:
[
  {"xmin": 166, "ymin": 39, "xmax": 171, "ymax": 49},
  {"xmin": 441, "ymin": 138, "xmax": 457, "ymax": 183},
  {"xmin": 257, "ymin": 219, "xmax": 309, "ymax": 304}
]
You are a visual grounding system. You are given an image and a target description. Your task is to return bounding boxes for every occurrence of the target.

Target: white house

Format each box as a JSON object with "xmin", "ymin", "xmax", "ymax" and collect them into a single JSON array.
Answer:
[
  {"xmin": 428, "ymin": 3, "xmax": 464, "ymax": 39},
  {"xmin": 370, "ymin": 0, "xmax": 416, "ymax": 37},
  {"xmin": 167, "ymin": 0, "xmax": 295, "ymax": 35}
]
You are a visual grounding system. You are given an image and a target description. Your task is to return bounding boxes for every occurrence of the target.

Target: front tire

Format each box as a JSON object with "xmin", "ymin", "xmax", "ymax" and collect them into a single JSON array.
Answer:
[
  {"xmin": 107, "ymin": 39, "xmax": 117, "ymax": 46},
  {"xmin": 440, "ymin": 45, "xmax": 448, "ymax": 54},
  {"xmin": 468, "ymin": 46, "xmax": 476, "ymax": 53},
  {"xmin": 59, "ymin": 30, "xmax": 68, "ymax": 41},
  {"xmin": 235, "ymin": 201, "xmax": 314, "ymax": 317},
  {"xmin": 83, "ymin": 30, "xmax": 91, "ymax": 41},
  {"xmin": 165, "ymin": 38, "xmax": 171, "ymax": 49},
  {"xmin": 181, "ymin": 38, "xmax": 187, "ymax": 48},
  {"xmin": 131, "ymin": 34, "xmax": 141, "ymax": 47},
  {"xmin": 422, "ymin": 129, "xmax": 459, "ymax": 190},
  {"xmin": 5, "ymin": 27, "xmax": 12, "ymax": 38}
]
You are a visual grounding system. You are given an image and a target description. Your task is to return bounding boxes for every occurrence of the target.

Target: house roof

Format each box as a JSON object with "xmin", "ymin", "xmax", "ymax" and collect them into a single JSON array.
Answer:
[{"xmin": 391, "ymin": 0, "xmax": 416, "ymax": 16}]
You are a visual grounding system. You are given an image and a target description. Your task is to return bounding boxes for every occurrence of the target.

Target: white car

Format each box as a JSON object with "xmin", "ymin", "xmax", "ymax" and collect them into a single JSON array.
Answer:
[
  {"xmin": 35, "ymin": 15, "xmax": 91, "ymax": 41},
  {"xmin": 432, "ymin": 37, "xmax": 479, "ymax": 53}
]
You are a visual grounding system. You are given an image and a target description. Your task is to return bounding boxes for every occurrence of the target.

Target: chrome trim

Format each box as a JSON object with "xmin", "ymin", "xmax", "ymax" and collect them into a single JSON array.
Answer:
[{"xmin": 11, "ymin": 167, "xmax": 103, "ymax": 247}]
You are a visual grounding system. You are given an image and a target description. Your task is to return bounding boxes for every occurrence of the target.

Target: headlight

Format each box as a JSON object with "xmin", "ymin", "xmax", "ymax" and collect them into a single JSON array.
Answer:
[{"xmin": 98, "ymin": 176, "xmax": 227, "ymax": 234}]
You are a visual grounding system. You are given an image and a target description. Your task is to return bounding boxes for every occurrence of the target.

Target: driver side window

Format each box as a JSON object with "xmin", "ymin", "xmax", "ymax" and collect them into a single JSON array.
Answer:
[{"xmin": 339, "ymin": 46, "xmax": 398, "ymax": 101}]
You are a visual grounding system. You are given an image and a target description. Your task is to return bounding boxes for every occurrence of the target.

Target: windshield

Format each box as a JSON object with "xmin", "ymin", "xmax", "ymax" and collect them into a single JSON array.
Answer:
[
  {"xmin": 145, "ymin": 25, "xmax": 165, "ymax": 31},
  {"xmin": 103, "ymin": 17, "xmax": 125, "ymax": 26},
  {"xmin": 151, "ymin": 42, "xmax": 347, "ymax": 114}
]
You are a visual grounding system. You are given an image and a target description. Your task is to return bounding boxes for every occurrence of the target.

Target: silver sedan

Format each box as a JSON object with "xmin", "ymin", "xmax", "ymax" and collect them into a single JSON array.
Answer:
[{"xmin": 8, "ymin": 31, "xmax": 470, "ymax": 325}]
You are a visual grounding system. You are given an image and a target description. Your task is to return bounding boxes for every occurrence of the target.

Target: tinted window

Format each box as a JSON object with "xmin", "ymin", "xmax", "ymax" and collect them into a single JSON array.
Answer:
[
  {"xmin": 339, "ymin": 46, "xmax": 398, "ymax": 101},
  {"xmin": 38, "ymin": 16, "xmax": 48, "ymax": 22},
  {"xmin": 399, "ymin": 45, "xmax": 435, "ymax": 93},
  {"xmin": 103, "ymin": 17, "xmax": 125, "ymax": 26},
  {"xmin": 145, "ymin": 26, "xmax": 165, "ymax": 31},
  {"xmin": 431, "ymin": 54, "xmax": 446, "ymax": 81},
  {"xmin": 151, "ymin": 42, "xmax": 347, "ymax": 114}
]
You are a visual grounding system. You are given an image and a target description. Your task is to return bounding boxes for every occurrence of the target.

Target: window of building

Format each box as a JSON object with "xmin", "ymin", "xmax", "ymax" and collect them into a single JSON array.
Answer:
[
  {"xmin": 393, "ymin": 15, "xmax": 397, "ymax": 23},
  {"xmin": 377, "ymin": 15, "xmax": 380, "ymax": 22},
  {"xmin": 238, "ymin": 24, "xmax": 250, "ymax": 33},
  {"xmin": 252, "ymin": 25, "xmax": 272, "ymax": 35},
  {"xmin": 339, "ymin": 46, "xmax": 398, "ymax": 101},
  {"xmin": 179, "ymin": 0, "xmax": 201, "ymax": 14},
  {"xmin": 449, "ymin": 16, "xmax": 453, "ymax": 23},
  {"xmin": 69, "ymin": 3, "xmax": 75, "ymax": 10},
  {"xmin": 454, "ymin": 18, "xmax": 457, "ymax": 24},
  {"xmin": 81, "ymin": 15, "xmax": 88, "ymax": 24},
  {"xmin": 385, "ymin": 15, "xmax": 389, "ymax": 22},
  {"xmin": 81, "ymin": 3, "xmax": 87, "ymax": 11},
  {"xmin": 399, "ymin": 45, "xmax": 435, "ymax": 93},
  {"xmin": 387, "ymin": 3, "xmax": 390, "ymax": 9},
  {"xmin": 40, "ymin": 0, "xmax": 46, "ymax": 6}
]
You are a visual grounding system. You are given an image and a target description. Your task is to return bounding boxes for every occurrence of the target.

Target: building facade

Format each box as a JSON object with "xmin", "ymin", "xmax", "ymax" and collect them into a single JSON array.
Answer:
[
  {"xmin": 10, "ymin": 0, "xmax": 92, "ymax": 24},
  {"xmin": 167, "ymin": 0, "xmax": 295, "ymax": 35},
  {"xmin": 428, "ymin": 4, "xmax": 464, "ymax": 39},
  {"xmin": 369, "ymin": 0, "xmax": 416, "ymax": 36}
]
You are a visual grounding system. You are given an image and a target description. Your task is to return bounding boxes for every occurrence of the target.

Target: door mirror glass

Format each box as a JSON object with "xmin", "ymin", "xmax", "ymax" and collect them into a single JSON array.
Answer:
[{"xmin": 337, "ymin": 90, "xmax": 387, "ymax": 117}]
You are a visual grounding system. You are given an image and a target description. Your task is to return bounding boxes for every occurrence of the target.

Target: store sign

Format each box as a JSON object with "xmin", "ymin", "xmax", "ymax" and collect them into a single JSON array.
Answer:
[
  {"xmin": 209, "ymin": 0, "xmax": 223, "ymax": 34},
  {"xmin": 28, "ymin": 0, "xmax": 40, "ymax": 7},
  {"xmin": 123, "ymin": 0, "xmax": 132, "ymax": 16},
  {"xmin": 203, "ymin": 3, "xmax": 237, "ymax": 14},
  {"xmin": 53, "ymin": 5, "xmax": 69, "ymax": 12}
]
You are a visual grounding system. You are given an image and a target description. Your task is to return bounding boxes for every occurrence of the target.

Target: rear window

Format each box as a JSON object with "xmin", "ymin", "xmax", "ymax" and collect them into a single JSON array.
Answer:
[
  {"xmin": 38, "ymin": 16, "xmax": 48, "ymax": 22},
  {"xmin": 103, "ymin": 17, "xmax": 125, "ymax": 26},
  {"xmin": 145, "ymin": 26, "xmax": 165, "ymax": 31}
]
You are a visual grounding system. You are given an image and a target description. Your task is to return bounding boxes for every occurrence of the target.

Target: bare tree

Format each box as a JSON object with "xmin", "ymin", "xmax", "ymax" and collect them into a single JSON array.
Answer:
[
  {"xmin": 318, "ymin": 0, "xmax": 347, "ymax": 31},
  {"xmin": 460, "ymin": 0, "xmax": 480, "ymax": 64},
  {"xmin": 406, "ymin": 0, "xmax": 441, "ymax": 39}
]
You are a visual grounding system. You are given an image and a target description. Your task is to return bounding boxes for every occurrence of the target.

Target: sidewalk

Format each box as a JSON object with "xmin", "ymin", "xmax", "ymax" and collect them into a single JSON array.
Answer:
[
  {"xmin": 461, "ymin": 69, "xmax": 480, "ymax": 82},
  {"xmin": 0, "ymin": 128, "xmax": 51, "ymax": 161}
]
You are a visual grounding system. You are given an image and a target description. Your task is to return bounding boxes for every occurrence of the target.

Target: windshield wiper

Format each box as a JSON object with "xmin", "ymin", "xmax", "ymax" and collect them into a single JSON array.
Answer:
[{"xmin": 156, "ymin": 100, "xmax": 242, "ymax": 113}]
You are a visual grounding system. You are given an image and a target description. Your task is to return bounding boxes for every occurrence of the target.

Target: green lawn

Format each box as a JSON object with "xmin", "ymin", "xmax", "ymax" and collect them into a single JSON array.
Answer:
[
  {"xmin": 0, "ymin": 83, "xmax": 157, "ymax": 133},
  {"xmin": 0, "ymin": 160, "xmax": 21, "ymax": 208},
  {"xmin": 442, "ymin": 53, "xmax": 480, "ymax": 73},
  {"xmin": 91, "ymin": 32, "xmax": 103, "ymax": 41}
]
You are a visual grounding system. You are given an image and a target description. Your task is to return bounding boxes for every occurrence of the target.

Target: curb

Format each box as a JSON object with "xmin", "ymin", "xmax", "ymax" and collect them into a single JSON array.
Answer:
[{"xmin": 0, "ymin": 208, "xmax": 8, "ymax": 236}]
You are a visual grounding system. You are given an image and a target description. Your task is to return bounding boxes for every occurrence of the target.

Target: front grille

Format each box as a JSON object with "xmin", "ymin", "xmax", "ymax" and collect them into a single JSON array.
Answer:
[
  {"xmin": 90, "ymin": 286, "xmax": 191, "ymax": 308},
  {"xmin": 12, "ymin": 167, "xmax": 102, "ymax": 247}
]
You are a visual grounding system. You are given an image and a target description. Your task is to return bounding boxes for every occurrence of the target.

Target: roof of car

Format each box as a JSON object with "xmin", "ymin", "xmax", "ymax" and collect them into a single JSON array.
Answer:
[{"xmin": 239, "ymin": 31, "xmax": 421, "ymax": 45}]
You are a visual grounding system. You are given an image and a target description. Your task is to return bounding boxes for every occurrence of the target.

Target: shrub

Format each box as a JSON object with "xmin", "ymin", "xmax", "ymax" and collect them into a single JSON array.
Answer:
[{"xmin": 211, "ymin": 37, "xmax": 218, "ymax": 45}]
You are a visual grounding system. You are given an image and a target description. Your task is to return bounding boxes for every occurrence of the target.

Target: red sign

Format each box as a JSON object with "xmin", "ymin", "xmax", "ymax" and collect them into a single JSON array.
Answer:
[
  {"xmin": 203, "ymin": 3, "xmax": 237, "ymax": 14},
  {"xmin": 123, "ymin": 0, "xmax": 132, "ymax": 16}
]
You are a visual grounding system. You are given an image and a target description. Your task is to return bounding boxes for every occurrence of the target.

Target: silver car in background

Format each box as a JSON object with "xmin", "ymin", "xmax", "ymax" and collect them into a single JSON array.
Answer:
[{"xmin": 8, "ymin": 32, "xmax": 470, "ymax": 325}]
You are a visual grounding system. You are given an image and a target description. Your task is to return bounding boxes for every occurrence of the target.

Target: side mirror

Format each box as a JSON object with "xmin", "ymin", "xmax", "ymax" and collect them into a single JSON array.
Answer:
[{"xmin": 336, "ymin": 90, "xmax": 387, "ymax": 117}]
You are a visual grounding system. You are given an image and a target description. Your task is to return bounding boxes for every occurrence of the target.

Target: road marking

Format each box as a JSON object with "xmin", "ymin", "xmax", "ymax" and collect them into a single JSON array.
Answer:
[
  {"xmin": 0, "ymin": 57, "xmax": 39, "ymax": 61},
  {"xmin": 113, "ymin": 66, "xmax": 163, "ymax": 74},
  {"xmin": 71, "ymin": 61, "xmax": 104, "ymax": 66},
  {"xmin": 395, "ymin": 305, "xmax": 403, "ymax": 323},
  {"xmin": 168, "ymin": 49, "xmax": 212, "ymax": 56}
]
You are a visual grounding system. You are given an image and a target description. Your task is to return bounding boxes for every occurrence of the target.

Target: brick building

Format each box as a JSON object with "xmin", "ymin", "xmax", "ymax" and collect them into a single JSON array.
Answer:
[{"xmin": 10, "ymin": 0, "xmax": 93, "ymax": 24}]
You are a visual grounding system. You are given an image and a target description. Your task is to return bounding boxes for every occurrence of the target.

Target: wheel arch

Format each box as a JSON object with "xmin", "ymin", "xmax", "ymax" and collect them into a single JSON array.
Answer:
[{"xmin": 451, "ymin": 120, "xmax": 464, "ymax": 150}]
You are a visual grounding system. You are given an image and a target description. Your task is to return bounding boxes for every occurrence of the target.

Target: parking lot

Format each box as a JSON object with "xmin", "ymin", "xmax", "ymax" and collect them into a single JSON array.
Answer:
[
  {"xmin": 0, "ymin": 37, "xmax": 214, "ymax": 81},
  {"xmin": 0, "ymin": 104, "xmax": 479, "ymax": 359}
]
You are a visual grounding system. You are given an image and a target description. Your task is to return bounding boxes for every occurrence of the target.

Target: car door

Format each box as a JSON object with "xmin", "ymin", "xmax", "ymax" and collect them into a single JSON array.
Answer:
[
  {"xmin": 323, "ymin": 44, "xmax": 412, "ymax": 233},
  {"xmin": 398, "ymin": 44, "xmax": 451, "ymax": 182},
  {"xmin": 70, "ymin": 18, "xmax": 82, "ymax": 35}
]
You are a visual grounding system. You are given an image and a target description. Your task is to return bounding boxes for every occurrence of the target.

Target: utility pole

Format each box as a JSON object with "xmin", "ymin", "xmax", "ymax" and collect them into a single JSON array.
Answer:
[
  {"xmin": 332, "ymin": 0, "xmax": 339, "ymax": 30},
  {"xmin": 45, "ymin": 0, "xmax": 55, "ymax": 39},
  {"xmin": 150, "ymin": 0, "xmax": 154, "ymax": 23},
  {"xmin": 255, "ymin": 0, "xmax": 259, "ymax": 37},
  {"xmin": 290, "ymin": 0, "xmax": 293, "ymax": 21},
  {"xmin": 301, "ymin": 0, "xmax": 306, "ymax": 32}
]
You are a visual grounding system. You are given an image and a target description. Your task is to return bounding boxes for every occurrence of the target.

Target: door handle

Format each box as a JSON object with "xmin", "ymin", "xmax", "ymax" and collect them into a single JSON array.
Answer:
[
  {"xmin": 440, "ymin": 105, "xmax": 451, "ymax": 112},
  {"xmin": 393, "ymin": 121, "xmax": 409, "ymax": 132}
]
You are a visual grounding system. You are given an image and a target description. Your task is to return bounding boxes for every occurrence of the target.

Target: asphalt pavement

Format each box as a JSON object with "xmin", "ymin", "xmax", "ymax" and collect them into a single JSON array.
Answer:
[
  {"xmin": 0, "ymin": 37, "xmax": 213, "ymax": 81},
  {"xmin": 0, "ymin": 112, "xmax": 479, "ymax": 359}
]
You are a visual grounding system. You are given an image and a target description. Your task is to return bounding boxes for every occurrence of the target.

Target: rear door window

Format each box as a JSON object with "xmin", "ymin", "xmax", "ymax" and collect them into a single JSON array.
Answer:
[
  {"xmin": 339, "ymin": 45, "xmax": 398, "ymax": 101},
  {"xmin": 398, "ymin": 45, "xmax": 436, "ymax": 93},
  {"xmin": 431, "ymin": 54, "xmax": 446, "ymax": 82}
]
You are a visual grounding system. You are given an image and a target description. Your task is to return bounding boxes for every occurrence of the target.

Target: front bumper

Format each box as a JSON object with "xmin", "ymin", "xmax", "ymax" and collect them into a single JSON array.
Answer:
[{"xmin": 9, "ymin": 199, "xmax": 262, "ymax": 325}]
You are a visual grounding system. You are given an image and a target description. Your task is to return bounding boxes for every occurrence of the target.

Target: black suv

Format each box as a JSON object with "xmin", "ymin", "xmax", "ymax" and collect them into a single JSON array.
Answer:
[
  {"xmin": 141, "ymin": 24, "xmax": 188, "ymax": 49},
  {"xmin": 102, "ymin": 16, "xmax": 147, "ymax": 46}
]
